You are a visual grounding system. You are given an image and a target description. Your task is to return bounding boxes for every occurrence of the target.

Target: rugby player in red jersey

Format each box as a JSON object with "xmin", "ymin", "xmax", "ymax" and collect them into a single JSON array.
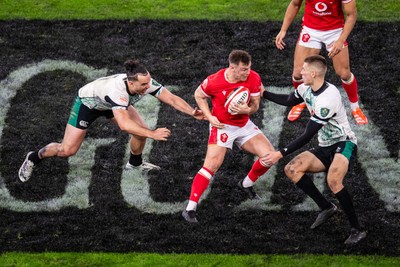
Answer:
[
  {"xmin": 182, "ymin": 50, "xmax": 275, "ymax": 223},
  {"xmin": 275, "ymin": 0, "xmax": 368, "ymax": 125}
]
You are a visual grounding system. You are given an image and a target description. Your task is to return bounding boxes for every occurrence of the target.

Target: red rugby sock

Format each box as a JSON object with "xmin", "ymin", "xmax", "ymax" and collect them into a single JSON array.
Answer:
[
  {"xmin": 292, "ymin": 77, "xmax": 303, "ymax": 89},
  {"xmin": 189, "ymin": 167, "xmax": 214, "ymax": 203},
  {"xmin": 342, "ymin": 73, "xmax": 359, "ymax": 103},
  {"xmin": 247, "ymin": 159, "xmax": 270, "ymax": 182}
]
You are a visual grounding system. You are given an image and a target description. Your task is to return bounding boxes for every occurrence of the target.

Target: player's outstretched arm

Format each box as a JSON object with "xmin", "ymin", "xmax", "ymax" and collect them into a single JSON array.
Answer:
[
  {"xmin": 261, "ymin": 119, "xmax": 322, "ymax": 166},
  {"xmin": 113, "ymin": 109, "xmax": 171, "ymax": 141},
  {"xmin": 262, "ymin": 90, "xmax": 303, "ymax": 107},
  {"xmin": 157, "ymin": 88, "xmax": 206, "ymax": 120}
]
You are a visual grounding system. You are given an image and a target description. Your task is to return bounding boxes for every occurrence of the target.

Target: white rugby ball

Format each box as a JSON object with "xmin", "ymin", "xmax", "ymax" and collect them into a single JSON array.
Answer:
[{"xmin": 224, "ymin": 86, "xmax": 250, "ymax": 114}]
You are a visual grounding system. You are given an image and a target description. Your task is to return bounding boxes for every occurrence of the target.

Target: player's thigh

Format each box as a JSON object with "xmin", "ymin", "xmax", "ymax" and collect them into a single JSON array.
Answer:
[
  {"xmin": 61, "ymin": 124, "xmax": 87, "ymax": 154},
  {"xmin": 332, "ymin": 47, "xmax": 352, "ymax": 79},
  {"xmin": 127, "ymin": 105, "xmax": 149, "ymax": 128},
  {"xmin": 241, "ymin": 133, "xmax": 274, "ymax": 157},
  {"xmin": 293, "ymin": 45, "xmax": 320, "ymax": 78},
  {"xmin": 203, "ymin": 145, "xmax": 227, "ymax": 173},
  {"xmin": 326, "ymin": 153, "xmax": 349, "ymax": 193},
  {"xmin": 285, "ymin": 151, "xmax": 325, "ymax": 177}
]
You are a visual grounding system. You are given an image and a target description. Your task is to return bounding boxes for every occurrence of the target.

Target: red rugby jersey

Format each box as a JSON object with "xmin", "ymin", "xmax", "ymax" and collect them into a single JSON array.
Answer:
[
  {"xmin": 200, "ymin": 68, "xmax": 261, "ymax": 127},
  {"xmin": 302, "ymin": 0, "xmax": 352, "ymax": 31}
]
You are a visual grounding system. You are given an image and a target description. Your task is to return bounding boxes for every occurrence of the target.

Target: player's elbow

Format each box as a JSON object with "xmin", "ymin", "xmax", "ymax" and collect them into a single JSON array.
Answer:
[{"xmin": 346, "ymin": 10, "xmax": 357, "ymax": 21}]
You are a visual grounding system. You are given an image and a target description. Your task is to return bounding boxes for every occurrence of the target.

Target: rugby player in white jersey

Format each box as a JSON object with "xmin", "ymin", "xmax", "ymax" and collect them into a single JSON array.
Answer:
[
  {"xmin": 261, "ymin": 55, "xmax": 366, "ymax": 245},
  {"xmin": 275, "ymin": 0, "xmax": 368, "ymax": 125},
  {"xmin": 182, "ymin": 50, "xmax": 275, "ymax": 223},
  {"xmin": 19, "ymin": 59, "xmax": 205, "ymax": 182}
]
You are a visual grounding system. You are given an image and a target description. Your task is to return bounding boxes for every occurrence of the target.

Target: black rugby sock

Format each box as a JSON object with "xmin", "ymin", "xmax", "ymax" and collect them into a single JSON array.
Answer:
[
  {"xmin": 335, "ymin": 187, "xmax": 361, "ymax": 230},
  {"xmin": 129, "ymin": 153, "xmax": 143, "ymax": 166},
  {"xmin": 296, "ymin": 174, "xmax": 332, "ymax": 210}
]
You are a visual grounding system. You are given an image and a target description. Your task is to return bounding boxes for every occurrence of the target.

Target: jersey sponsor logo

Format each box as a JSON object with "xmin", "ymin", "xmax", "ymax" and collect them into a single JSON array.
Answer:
[
  {"xmin": 320, "ymin": 107, "xmax": 330, "ymax": 117},
  {"xmin": 313, "ymin": 2, "xmax": 332, "ymax": 16},
  {"xmin": 79, "ymin": 120, "xmax": 89, "ymax": 128},
  {"xmin": 302, "ymin": 33, "xmax": 311, "ymax": 43},
  {"xmin": 220, "ymin": 133, "xmax": 228, "ymax": 143},
  {"xmin": 315, "ymin": 2, "xmax": 328, "ymax": 12}
]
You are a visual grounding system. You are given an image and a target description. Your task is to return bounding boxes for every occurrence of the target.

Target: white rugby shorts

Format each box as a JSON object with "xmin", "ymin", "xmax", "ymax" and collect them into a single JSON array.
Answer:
[
  {"xmin": 208, "ymin": 120, "xmax": 262, "ymax": 149},
  {"xmin": 297, "ymin": 26, "xmax": 348, "ymax": 51}
]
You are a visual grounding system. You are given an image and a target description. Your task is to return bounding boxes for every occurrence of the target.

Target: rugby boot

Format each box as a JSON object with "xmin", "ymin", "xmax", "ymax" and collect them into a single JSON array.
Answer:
[
  {"xmin": 237, "ymin": 179, "xmax": 261, "ymax": 200},
  {"xmin": 344, "ymin": 228, "xmax": 367, "ymax": 245},
  {"xmin": 18, "ymin": 151, "xmax": 35, "ymax": 182},
  {"xmin": 182, "ymin": 209, "xmax": 198, "ymax": 223},
  {"xmin": 125, "ymin": 161, "xmax": 161, "ymax": 171},
  {"xmin": 287, "ymin": 103, "xmax": 306, "ymax": 122},
  {"xmin": 310, "ymin": 203, "xmax": 338, "ymax": 229},
  {"xmin": 351, "ymin": 107, "xmax": 368, "ymax": 125}
]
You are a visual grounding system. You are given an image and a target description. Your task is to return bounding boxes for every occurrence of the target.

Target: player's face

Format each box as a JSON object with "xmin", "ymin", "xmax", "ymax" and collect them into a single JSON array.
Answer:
[
  {"xmin": 231, "ymin": 62, "xmax": 251, "ymax": 82},
  {"xmin": 128, "ymin": 74, "xmax": 151, "ymax": 95},
  {"xmin": 301, "ymin": 63, "xmax": 314, "ymax": 86}
]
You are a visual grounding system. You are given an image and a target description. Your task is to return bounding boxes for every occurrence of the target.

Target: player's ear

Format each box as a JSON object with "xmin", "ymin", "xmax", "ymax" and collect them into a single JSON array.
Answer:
[{"xmin": 311, "ymin": 70, "xmax": 316, "ymax": 78}]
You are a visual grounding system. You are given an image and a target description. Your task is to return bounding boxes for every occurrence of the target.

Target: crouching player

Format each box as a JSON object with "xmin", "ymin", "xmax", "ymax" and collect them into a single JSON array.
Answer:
[{"xmin": 261, "ymin": 55, "xmax": 366, "ymax": 245}]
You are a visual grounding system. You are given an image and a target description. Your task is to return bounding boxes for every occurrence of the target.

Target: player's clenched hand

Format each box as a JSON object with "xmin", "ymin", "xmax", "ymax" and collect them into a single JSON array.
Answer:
[{"xmin": 152, "ymin": 128, "xmax": 171, "ymax": 141}]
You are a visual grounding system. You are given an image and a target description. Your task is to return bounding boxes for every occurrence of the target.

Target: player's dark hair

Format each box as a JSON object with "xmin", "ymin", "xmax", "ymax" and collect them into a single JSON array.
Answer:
[
  {"xmin": 229, "ymin": 50, "xmax": 252, "ymax": 65},
  {"xmin": 304, "ymin": 55, "xmax": 327, "ymax": 75},
  {"xmin": 124, "ymin": 59, "xmax": 149, "ymax": 81}
]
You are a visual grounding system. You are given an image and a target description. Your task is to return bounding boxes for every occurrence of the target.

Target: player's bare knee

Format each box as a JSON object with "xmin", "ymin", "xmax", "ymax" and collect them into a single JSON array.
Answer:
[
  {"xmin": 327, "ymin": 177, "xmax": 343, "ymax": 192},
  {"xmin": 208, "ymin": 164, "xmax": 221, "ymax": 174},
  {"xmin": 337, "ymin": 70, "xmax": 351, "ymax": 81},
  {"xmin": 284, "ymin": 161, "xmax": 297, "ymax": 178}
]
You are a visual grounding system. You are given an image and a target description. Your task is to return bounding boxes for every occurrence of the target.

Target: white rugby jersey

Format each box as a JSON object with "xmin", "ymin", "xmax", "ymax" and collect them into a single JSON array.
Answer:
[
  {"xmin": 78, "ymin": 74, "xmax": 164, "ymax": 111},
  {"xmin": 296, "ymin": 81, "xmax": 357, "ymax": 146}
]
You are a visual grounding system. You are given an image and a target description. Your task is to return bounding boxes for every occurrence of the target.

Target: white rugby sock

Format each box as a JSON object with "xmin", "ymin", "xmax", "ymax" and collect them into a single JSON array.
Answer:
[{"xmin": 242, "ymin": 176, "xmax": 254, "ymax": 188}]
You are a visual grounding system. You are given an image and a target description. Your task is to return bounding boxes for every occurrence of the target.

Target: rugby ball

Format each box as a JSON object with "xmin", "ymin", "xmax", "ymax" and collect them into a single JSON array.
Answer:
[{"xmin": 224, "ymin": 86, "xmax": 250, "ymax": 114}]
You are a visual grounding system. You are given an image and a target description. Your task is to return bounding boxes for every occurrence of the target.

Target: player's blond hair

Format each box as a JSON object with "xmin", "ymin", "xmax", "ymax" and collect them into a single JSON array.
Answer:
[{"xmin": 304, "ymin": 55, "xmax": 327, "ymax": 76}]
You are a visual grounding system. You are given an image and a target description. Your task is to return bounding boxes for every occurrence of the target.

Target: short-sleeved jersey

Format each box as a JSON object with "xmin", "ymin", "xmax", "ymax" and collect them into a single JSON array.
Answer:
[
  {"xmin": 295, "ymin": 81, "xmax": 357, "ymax": 146},
  {"xmin": 78, "ymin": 74, "xmax": 164, "ymax": 111},
  {"xmin": 303, "ymin": 0, "xmax": 352, "ymax": 31},
  {"xmin": 200, "ymin": 68, "xmax": 262, "ymax": 127}
]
